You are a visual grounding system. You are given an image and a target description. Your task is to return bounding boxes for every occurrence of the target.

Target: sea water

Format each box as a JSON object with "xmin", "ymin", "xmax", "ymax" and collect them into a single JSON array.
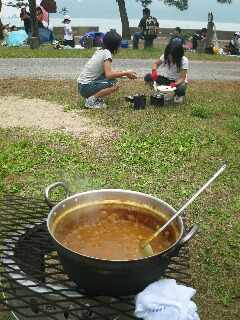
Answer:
[{"xmin": 2, "ymin": 17, "xmax": 240, "ymax": 34}]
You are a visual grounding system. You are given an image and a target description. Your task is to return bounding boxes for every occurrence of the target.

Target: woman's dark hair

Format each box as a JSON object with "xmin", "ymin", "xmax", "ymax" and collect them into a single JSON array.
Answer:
[
  {"xmin": 36, "ymin": 6, "xmax": 42, "ymax": 13},
  {"xmin": 102, "ymin": 31, "xmax": 122, "ymax": 54},
  {"xmin": 164, "ymin": 42, "xmax": 184, "ymax": 72}
]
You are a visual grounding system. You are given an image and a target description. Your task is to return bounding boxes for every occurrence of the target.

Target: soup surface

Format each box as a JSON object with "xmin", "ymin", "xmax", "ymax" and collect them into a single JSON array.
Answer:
[{"xmin": 53, "ymin": 203, "xmax": 179, "ymax": 260}]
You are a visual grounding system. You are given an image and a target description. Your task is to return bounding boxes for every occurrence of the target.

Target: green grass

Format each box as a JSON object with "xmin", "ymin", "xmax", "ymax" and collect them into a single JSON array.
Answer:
[
  {"xmin": 0, "ymin": 76, "xmax": 239, "ymax": 318},
  {"xmin": 0, "ymin": 42, "xmax": 240, "ymax": 61}
]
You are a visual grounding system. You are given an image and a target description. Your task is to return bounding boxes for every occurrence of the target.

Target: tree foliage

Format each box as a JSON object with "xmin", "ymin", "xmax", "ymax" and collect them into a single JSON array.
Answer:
[
  {"xmin": 4, "ymin": 0, "xmax": 57, "ymax": 10},
  {"xmin": 5, "ymin": 1, "xmax": 28, "ymax": 8},
  {"xmin": 59, "ymin": 7, "xmax": 68, "ymax": 16},
  {"xmin": 137, "ymin": 0, "xmax": 188, "ymax": 11},
  {"xmin": 217, "ymin": 0, "xmax": 232, "ymax": 3},
  {"xmin": 163, "ymin": 0, "xmax": 188, "ymax": 11},
  {"xmin": 135, "ymin": 0, "xmax": 232, "ymax": 11}
]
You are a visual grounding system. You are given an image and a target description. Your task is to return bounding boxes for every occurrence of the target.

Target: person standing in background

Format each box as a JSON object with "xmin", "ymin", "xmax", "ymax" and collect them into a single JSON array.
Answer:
[
  {"xmin": 63, "ymin": 15, "xmax": 77, "ymax": 48},
  {"xmin": 20, "ymin": 6, "xmax": 31, "ymax": 34},
  {"xmin": 36, "ymin": 6, "xmax": 44, "ymax": 28}
]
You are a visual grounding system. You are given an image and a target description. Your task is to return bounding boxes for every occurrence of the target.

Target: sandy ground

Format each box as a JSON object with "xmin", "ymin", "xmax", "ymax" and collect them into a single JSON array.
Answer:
[{"xmin": 0, "ymin": 96, "xmax": 110, "ymax": 138}]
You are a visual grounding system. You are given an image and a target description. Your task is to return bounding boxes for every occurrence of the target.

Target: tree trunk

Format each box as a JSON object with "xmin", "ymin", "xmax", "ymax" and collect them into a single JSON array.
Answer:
[
  {"xmin": 206, "ymin": 12, "xmax": 214, "ymax": 48},
  {"xmin": 117, "ymin": 0, "xmax": 131, "ymax": 40},
  {"xmin": 29, "ymin": 0, "xmax": 39, "ymax": 49},
  {"xmin": 0, "ymin": 20, "xmax": 3, "ymax": 40},
  {"xmin": 0, "ymin": 0, "xmax": 3, "ymax": 40},
  {"xmin": 29, "ymin": 0, "xmax": 39, "ymax": 38}
]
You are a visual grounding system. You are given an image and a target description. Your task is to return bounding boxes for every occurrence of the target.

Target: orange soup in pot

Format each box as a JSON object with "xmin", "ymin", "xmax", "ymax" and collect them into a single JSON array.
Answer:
[{"xmin": 53, "ymin": 202, "xmax": 180, "ymax": 260}]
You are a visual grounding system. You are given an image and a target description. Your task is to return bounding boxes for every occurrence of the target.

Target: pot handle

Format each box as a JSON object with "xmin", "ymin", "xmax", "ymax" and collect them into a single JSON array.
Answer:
[
  {"xmin": 44, "ymin": 182, "xmax": 70, "ymax": 208},
  {"xmin": 163, "ymin": 225, "xmax": 198, "ymax": 258},
  {"xmin": 177, "ymin": 224, "xmax": 198, "ymax": 248}
]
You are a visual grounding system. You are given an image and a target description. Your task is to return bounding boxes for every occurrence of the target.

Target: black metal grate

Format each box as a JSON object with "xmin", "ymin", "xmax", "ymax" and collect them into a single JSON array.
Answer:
[{"xmin": 0, "ymin": 195, "xmax": 192, "ymax": 320}]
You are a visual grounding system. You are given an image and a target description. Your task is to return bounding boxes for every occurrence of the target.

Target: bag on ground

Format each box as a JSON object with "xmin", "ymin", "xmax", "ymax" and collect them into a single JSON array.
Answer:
[{"xmin": 79, "ymin": 32, "xmax": 104, "ymax": 47}]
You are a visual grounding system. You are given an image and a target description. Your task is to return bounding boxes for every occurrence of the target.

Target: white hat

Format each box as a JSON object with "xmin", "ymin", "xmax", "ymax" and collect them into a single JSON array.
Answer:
[
  {"xmin": 234, "ymin": 31, "xmax": 240, "ymax": 36},
  {"xmin": 48, "ymin": 25, "xmax": 53, "ymax": 31},
  {"xmin": 109, "ymin": 26, "xmax": 116, "ymax": 31},
  {"xmin": 63, "ymin": 15, "xmax": 72, "ymax": 21},
  {"xmin": 3, "ymin": 23, "xmax": 10, "ymax": 28}
]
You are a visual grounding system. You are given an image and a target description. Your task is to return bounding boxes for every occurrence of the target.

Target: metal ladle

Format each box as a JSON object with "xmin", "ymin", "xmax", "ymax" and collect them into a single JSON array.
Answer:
[{"xmin": 141, "ymin": 164, "xmax": 227, "ymax": 257}]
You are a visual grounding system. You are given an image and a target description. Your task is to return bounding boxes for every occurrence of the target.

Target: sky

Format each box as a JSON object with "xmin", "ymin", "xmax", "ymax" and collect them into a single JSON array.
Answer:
[{"xmin": 1, "ymin": 0, "xmax": 239, "ymax": 24}]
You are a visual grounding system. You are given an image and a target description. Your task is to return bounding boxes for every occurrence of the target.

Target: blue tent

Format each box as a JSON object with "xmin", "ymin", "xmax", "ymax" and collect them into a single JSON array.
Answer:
[
  {"xmin": 28, "ymin": 28, "xmax": 52, "ymax": 45},
  {"xmin": 79, "ymin": 32, "xmax": 104, "ymax": 47}
]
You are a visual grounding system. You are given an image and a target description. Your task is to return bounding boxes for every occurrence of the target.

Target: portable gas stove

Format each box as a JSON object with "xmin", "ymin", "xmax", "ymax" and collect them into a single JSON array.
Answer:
[{"xmin": 0, "ymin": 195, "xmax": 192, "ymax": 320}]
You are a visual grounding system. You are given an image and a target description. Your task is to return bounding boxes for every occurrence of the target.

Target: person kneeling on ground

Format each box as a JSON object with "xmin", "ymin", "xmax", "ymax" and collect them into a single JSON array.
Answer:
[
  {"xmin": 189, "ymin": 28, "xmax": 207, "ymax": 51},
  {"xmin": 77, "ymin": 31, "xmax": 138, "ymax": 109},
  {"xmin": 226, "ymin": 31, "xmax": 240, "ymax": 55},
  {"xmin": 1, "ymin": 23, "xmax": 11, "ymax": 46},
  {"xmin": 169, "ymin": 27, "xmax": 189, "ymax": 51},
  {"xmin": 144, "ymin": 42, "xmax": 188, "ymax": 103}
]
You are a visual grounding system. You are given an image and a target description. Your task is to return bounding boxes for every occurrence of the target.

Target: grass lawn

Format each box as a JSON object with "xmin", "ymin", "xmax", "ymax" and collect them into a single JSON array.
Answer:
[
  {"xmin": 0, "ymin": 42, "xmax": 240, "ymax": 61},
  {"xmin": 0, "ymin": 46, "xmax": 239, "ymax": 319}
]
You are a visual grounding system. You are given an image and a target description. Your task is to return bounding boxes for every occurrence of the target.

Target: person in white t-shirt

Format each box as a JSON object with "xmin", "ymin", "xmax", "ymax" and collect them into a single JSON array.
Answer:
[
  {"xmin": 144, "ymin": 42, "xmax": 189, "ymax": 103},
  {"xmin": 63, "ymin": 15, "xmax": 77, "ymax": 48}
]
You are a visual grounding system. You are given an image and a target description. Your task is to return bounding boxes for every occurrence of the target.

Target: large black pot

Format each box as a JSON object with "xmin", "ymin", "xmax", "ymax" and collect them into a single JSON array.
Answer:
[{"xmin": 45, "ymin": 182, "xmax": 198, "ymax": 297}]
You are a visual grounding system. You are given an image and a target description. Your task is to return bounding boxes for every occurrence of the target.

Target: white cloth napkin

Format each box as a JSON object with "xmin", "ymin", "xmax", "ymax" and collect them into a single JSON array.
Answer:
[{"xmin": 134, "ymin": 279, "xmax": 200, "ymax": 320}]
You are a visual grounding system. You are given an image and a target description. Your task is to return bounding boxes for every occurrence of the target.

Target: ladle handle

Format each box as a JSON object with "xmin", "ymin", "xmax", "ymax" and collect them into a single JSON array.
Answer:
[{"xmin": 143, "ymin": 164, "xmax": 226, "ymax": 246}]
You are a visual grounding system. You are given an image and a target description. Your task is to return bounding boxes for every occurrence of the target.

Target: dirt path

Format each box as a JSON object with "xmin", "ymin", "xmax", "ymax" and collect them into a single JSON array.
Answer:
[
  {"xmin": 0, "ymin": 96, "xmax": 110, "ymax": 138},
  {"xmin": 1, "ymin": 58, "xmax": 240, "ymax": 81}
]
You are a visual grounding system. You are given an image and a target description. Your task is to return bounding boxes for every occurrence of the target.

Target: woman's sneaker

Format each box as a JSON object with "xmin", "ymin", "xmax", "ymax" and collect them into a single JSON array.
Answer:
[
  {"xmin": 174, "ymin": 95, "xmax": 184, "ymax": 103},
  {"xmin": 97, "ymin": 97, "xmax": 106, "ymax": 103},
  {"xmin": 85, "ymin": 98, "xmax": 107, "ymax": 109}
]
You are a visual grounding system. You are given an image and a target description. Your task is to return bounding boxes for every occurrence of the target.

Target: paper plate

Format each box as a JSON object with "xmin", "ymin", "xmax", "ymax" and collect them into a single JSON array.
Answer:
[{"xmin": 157, "ymin": 85, "xmax": 176, "ymax": 92}]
